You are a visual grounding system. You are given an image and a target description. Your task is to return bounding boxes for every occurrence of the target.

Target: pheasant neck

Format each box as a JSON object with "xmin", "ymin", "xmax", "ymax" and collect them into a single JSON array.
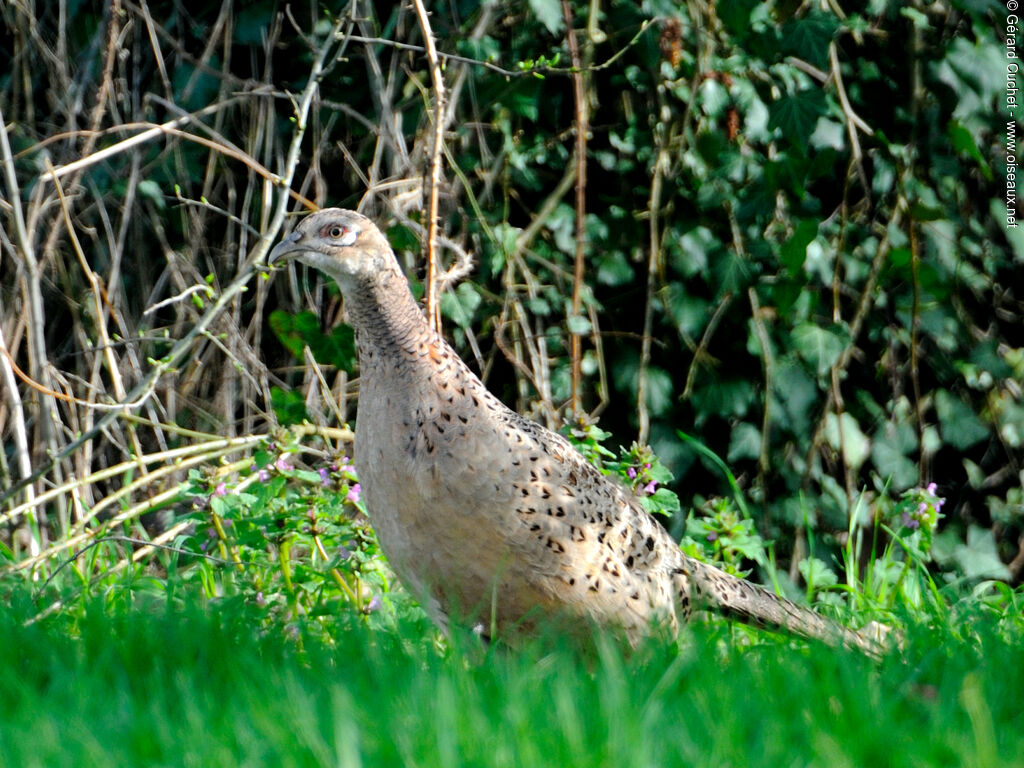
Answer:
[{"xmin": 342, "ymin": 268, "xmax": 437, "ymax": 362}]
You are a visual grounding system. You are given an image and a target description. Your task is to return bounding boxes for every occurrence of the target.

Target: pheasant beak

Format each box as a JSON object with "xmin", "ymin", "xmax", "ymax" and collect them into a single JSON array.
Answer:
[{"xmin": 268, "ymin": 230, "xmax": 303, "ymax": 264}]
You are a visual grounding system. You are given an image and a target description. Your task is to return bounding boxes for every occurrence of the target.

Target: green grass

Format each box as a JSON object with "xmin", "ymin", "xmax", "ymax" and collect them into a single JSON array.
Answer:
[
  {"xmin": 3, "ymin": 431, "xmax": 1019, "ymax": 766},
  {"xmin": 1, "ymin": 592, "xmax": 1022, "ymax": 768}
]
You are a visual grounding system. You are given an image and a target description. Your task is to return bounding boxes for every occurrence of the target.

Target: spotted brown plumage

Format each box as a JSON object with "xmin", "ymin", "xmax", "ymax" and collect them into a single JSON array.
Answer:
[{"xmin": 269, "ymin": 208, "xmax": 883, "ymax": 655}]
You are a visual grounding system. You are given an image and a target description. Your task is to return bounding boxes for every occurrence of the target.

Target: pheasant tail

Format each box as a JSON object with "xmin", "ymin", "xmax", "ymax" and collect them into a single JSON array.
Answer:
[{"xmin": 679, "ymin": 554, "xmax": 884, "ymax": 657}]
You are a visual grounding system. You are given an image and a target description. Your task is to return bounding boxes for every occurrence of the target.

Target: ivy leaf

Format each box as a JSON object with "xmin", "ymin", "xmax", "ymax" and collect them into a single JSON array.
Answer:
[
  {"xmin": 774, "ymin": 360, "xmax": 818, "ymax": 434},
  {"xmin": 269, "ymin": 310, "xmax": 356, "ymax": 374},
  {"xmin": 935, "ymin": 525, "xmax": 1011, "ymax": 580},
  {"xmin": 727, "ymin": 421, "xmax": 761, "ymax": 462},
  {"xmin": 934, "ymin": 389, "xmax": 988, "ymax": 450},
  {"xmin": 269, "ymin": 310, "xmax": 314, "ymax": 360},
  {"xmin": 596, "ymin": 251, "xmax": 635, "ymax": 286},
  {"xmin": 642, "ymin": 367, "xmax": 675, "ymax": 417},
  {"xmin": 809, "ymin": 117, "xmax": 845, "ymax": 150},
  {"xmin": 947, "ymin": 120, "xmax": 992, "ymax": 181},
  {"xmin": 270, "ymin": 386, "xmax": 308, "ymax": 426},
  {"xmin": 527, "ymin": 0, "xmax": 564, "ymax": 35},
  {"xmin": 780, "ymin": 219, "xmax": 819, "ymax": 274},
  {"xmin": 691, "ymin": 379, "xmax": 756, "ymax": 423},
  {"xmin": 781, "ymin": 12, "xmax": 838, "ymax": 69},
  {"xmin": 871, "ymin": 420, "xmax": 918, "ymax": 491},
  {"xmin": 440, "ymin": 283, "xmax": 482, "ymax": 329},
  {"xmin": 824, "ymin": 412, "xmax": 871, "ymax": 471},
  {"xmin": 713, "ymin": 248, "xmax": 753, "ymax": 295},
  {"xmin": 792, "ymin": 323, "xmax": 848, "ymax": 377},
  {"xmin": 137, "ymin": 180, "xmax": 165, "ymax": 209},
  {"xmin": 768, "ymin": 88, "xmax": 827, "ymax": 149},
  {"xmin": 566, "ymin": 314, "xmax": 592, "ymax": 335}
]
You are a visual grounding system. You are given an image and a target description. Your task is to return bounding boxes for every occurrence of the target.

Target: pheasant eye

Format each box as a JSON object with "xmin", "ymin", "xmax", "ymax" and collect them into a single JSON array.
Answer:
[{"xmin": 328, "ymin": 225, "xmax": 346, "ymax": 238}]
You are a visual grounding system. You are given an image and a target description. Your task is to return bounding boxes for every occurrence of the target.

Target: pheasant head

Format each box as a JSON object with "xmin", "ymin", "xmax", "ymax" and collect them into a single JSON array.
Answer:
[{"xmin": 269, "ymin": 208, "xmax": 395, "ymax": 290}]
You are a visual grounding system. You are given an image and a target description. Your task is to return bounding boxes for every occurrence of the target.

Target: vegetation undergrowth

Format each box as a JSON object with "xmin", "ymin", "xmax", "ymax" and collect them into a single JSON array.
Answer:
[
  {"xmin": 5, "ymin": 419, "xmax": 1008, "ymax": 647},
  {"xmin": 1, "ymin": 590, "xmax": 1023, "ymax": 768}
]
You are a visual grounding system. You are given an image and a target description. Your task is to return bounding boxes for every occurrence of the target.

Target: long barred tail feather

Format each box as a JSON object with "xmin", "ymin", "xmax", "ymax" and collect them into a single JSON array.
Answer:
[{"xmin": 676, "ymin": 555, "xmax": 887, "ymax": 658}]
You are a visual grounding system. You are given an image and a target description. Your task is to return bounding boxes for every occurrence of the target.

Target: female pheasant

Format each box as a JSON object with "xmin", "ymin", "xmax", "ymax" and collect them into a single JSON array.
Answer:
[{"xmin": 270, "ymin": 208, "xmax": 882, "ymax": 655}]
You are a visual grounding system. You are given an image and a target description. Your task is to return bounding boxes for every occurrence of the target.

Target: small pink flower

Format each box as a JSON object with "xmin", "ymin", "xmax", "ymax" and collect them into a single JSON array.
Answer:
[
  {"xmin": 214, "ymin": 482, "xmax": 227, "ymax": 496},
  {"xmin": 926, "ymin": 482, "xmax": 937, "ymax": 496},
  {"xmin": 275, "ymin": 456, "xmax": 293, "ymax": 472},
  {"xmin": 643, "ymin": 480, "xmax": 658, "ymax": 494},
  {"xmin": 627, "ymin": 467, "xmax": 637, "ymax": 480},
  {"xmin": 318, "ymin": 467, "xmax": 330, "ymax": 486},
  {"xmin": 346, "ymin": 483, "xmax": 361, "ymax": 504}
]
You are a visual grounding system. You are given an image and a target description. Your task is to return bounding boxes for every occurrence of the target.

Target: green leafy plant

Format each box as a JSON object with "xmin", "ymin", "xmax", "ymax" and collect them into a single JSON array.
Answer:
[{"xmin": 177, "ymin": 438, "xmax": 425, "ymax": 641}]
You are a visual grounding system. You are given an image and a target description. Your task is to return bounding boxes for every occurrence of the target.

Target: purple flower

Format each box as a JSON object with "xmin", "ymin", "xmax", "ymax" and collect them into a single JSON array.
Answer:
[
  {"xmin": 214, "ymin": 482, "xmax": 227, "ymax": 496},
  {"xmin": 643, "ymin": 480, "xmax": 658, "ymax": 494},
  {"xmin": 364, "ymin": 595, "xmax": 382, "ymax": 613},
  {"xmin": 318, "ymin": 467, "xmax": 330, "ymax": 486},
  {"xmin": 627, "ymin": 467, "xmax": 638, "ymax": 480},
  {"xmin": 926, "ymin": 482, "xmax": 937, "ymax": 496},
  {"xmin": 275, "ymin": 456, "xmax": 293, "ymax": 472},
  {"xmin": 706, "ymin": 531, "xmax": 719, "ymax": 542},
  {"xmin": 346, "ymin": 483, "xmax": 361, "ymax": 504},
  {"xmin": 257, "ymin": 469, "xmax": 270, "ymax": 482}
]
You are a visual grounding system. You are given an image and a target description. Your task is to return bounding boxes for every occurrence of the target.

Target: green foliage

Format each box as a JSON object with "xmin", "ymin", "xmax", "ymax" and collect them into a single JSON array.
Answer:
[
  {"xmin": 269, "ymin": 310, "xmax": 357, "ymax": 374},
  {"xmin": 270, "ymin": 386, "xmax": 309, "ymax": 425},
  {"xmin": 683, "ymin": 497, "xmax": 768, "ymax": 576},
  {"xmin": 564, "ymin": 423, "xmax": 682, "ymax": 518},
  {"xmin": 172, "ymin": 441, "xmax": 426, "ymax": 639}
]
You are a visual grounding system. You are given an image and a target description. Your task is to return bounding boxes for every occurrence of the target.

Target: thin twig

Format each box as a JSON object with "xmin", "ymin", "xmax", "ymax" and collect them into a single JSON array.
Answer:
[
  {"xmin": 747, "ymin": 287, "xmax": 775, "ymax": 503},
  {"xmin": 638, "ymin": 79, "xmax": 670, "ymax": 444},
  {"xmin": 412, "ymin": 0, "xmax": 447, "ymax": 332},
  {"xmin": 562, "ymin": 0, "xmax": 591, "ymax": 418},
  {"xmin": 803, "ymin": 199, "xmax": 907, "ymax": 477},
  {"xmin": 682, "ymin": 293, "xmax": 734, "ymax": 400},
  {"xmin": 342, "ymin": 19, "xmax": 652, "ymax": 77},
  {"xmin": 0, "ymin": 14, "xmax": 350, "ymax": 509},
  {"xmin": 828, "ymin": 42, "xmax": 869, "ymax": 194}
]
